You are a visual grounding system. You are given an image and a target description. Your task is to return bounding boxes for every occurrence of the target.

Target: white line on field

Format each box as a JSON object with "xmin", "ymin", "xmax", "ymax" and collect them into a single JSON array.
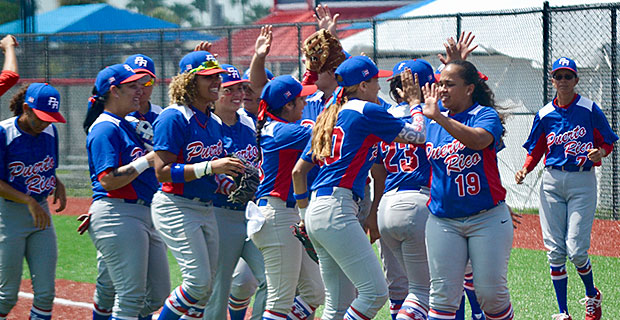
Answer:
[{"xmin": 18, "ymin": 291, "xmax": 91, "ymax": 309}]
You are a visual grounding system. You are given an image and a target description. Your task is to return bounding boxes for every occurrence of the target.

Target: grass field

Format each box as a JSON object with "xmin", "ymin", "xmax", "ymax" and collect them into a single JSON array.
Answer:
[{"xmin": 22, "ymin": 215, "xmax": 620, "ymax": 319}]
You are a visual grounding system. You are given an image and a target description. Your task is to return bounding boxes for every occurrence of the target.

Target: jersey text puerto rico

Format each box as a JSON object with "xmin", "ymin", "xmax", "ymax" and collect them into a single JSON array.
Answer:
[
  {"xmin": 426, "ymin": 140, "xmax": 481, "ymax": 175},
  {"xmin": 186, "ymin": 140, "xmax": 224, "ymax": 162},
  {"xmin": 546, "ymin": 125, "xmax": 593, "ymax": 157}
]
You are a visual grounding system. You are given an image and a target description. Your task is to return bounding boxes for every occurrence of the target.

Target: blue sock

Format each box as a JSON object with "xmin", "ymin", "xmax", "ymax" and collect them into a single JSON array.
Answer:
[
  {"xmin": 158, "ymin": 286, "xmax": 198, "ymax": 320},
  {"xmin": 229, "ymin": 306, "xmax": 248, "ymax": 320},
  {"xmin": 92, "ymin": 303, "xmax": 111, "ymax": 320},
  {"xmin": 429, "ymin": 308, "xmax": 456, "ymax": 320},
  {"xmin": 228, "ymin": 294, "xmax": 250, "ymax": 320},
  {"xmin": 576, "ymin": 258, "xmax": 597, "ymax": 297},
  {"xmin": 30, "ymin": 306, "xmax": 52, "ymax": 320},
  {"xmin": 389, "ymin": 298, "xmax": 405, "ymax": 320},
  {"xmin": 550, "ymin": 263, "xmax": 569, "ymax": 314},
  {"xmin": 455, "ymin": 292, "xmax": 465, "ymax": 320},
  {"xmin": 463, "ymin": 272, "xmax": 483, "ymax": 317}
]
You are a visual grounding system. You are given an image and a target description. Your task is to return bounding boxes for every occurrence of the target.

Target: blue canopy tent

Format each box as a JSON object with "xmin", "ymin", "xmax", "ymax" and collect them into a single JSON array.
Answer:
[{"xmin": 0, "ymin": 4, "xmax": 217, "ymax": 42}]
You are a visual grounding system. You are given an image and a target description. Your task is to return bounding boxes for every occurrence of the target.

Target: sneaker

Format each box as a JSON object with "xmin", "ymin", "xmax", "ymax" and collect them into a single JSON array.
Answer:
[
  {"xmin": 551, "ymin": 313, "xmax": 572, "ymax": 320},
  {"xmin": 580, "ymin": 288, "xmax": 602, "ymax": 320},
  {"xmin": 472, "ymin": 313, "xmax": 485, "ymax": 320}
]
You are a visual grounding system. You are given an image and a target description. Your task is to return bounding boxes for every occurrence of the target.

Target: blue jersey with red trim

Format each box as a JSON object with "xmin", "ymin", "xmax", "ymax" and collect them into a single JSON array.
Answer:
[
  {"xmin": 303, "ymin": 99, "xmax": 405, "ymax": 199},
  {"xmin": 300, "ymin": 90, "xmax": 326, "ymax": 128},
  {"xmin": 425, "ymin": 103, "xmax": 506, "ymax": 218},
  {"xmin": 0, "ymin": 117, "xmax": 59, "ymax": 199},
  {"xmin": 126, "ymin": 103, "xmax": 163, "ymax": 126},
  {"xmin": 87, "ymin": 112, "xmax": 158, "ymax": 203},
  {"xmin": 152, "ymin": 104, "xmax": 230, "ymax": 201},
  {"xmin": 522, "ymin": 95, "xmax": 618, "ymax": 167},
  {"xmin": 255, "ymin": 120, "xmax": 312, "ymax": 202},
  {"xmin": 213, "ymin": 110, "xmax": 259, "ymax": 209},
  {"xmin": 377, "ymin": 103, "xmax": 430, "ymax": 192}
]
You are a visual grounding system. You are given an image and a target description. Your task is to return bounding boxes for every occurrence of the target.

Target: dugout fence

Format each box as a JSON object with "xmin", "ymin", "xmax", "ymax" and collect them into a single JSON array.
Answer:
[{"xmin": 2, "ymin": 1, "xmax": 618, "ymax": 219}]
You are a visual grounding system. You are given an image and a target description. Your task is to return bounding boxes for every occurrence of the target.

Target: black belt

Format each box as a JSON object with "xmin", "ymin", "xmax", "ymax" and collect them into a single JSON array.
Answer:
[
  {"xmin": 396, "ymin": 185, "xmax": 422, "ymax": 192},
  {"xmin": 548, "ymin": 165, "xmax": 591, "ymax": 172},
  {"xmin": 315, "ymin": 187, "xmax": 360, "ymax": 202},
  {"xmin": 214, "ymin": 204, "xmax": 245, "ymax": 211},
  {"xmin": 123, "ymin": 199, "xmax": 150, "ymax": 207},
  {"xmin": 257, "ymin": 198, "xmax": 296, "ymax": 208}
]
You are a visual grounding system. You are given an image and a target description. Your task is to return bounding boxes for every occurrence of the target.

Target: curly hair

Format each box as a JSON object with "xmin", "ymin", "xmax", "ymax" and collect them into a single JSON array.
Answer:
[
  {"xmin": 169, "ymin": 71, "xmax": 198, "ymax": 106},
  {"xmin": 310, "ymin": 84, "xmax": 360, "ymax": 161},
  {"xmin": 9, "ymin": 84, "xmax": 30, "ymax": 116}
]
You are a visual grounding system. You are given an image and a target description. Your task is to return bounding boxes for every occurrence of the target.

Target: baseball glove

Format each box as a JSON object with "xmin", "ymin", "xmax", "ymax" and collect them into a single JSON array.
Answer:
[
  {"xmin": 227, "ymin": 158, "xmax": 260, "ymax": 205},
  {"xmin": 302, "ymin": 29, "xmax": 345, "ymax": 73},
  {"xmin": 127, "ymin": 117, "xmax": 154, "ymax": 151},
  {"xmin": 292, "ymin": 223, "xmax": 319, "ymax": 264}
]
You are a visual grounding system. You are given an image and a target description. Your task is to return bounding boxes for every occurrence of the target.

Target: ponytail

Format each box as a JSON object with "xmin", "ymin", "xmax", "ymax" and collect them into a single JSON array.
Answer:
[
  {"xmin": 83, "ymin": 86, "xmax": 109, "ymax": 133},
  {"xmin": 9, "ymin": 84, "xmax": 30, "ymax": 116},
  {"xmin": 255, "ymin": 101, "xmax": 285, "ymax": 163}
]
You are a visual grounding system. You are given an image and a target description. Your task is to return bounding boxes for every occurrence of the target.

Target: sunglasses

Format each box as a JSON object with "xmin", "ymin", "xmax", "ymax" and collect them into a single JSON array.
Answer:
[
  {"xmin": 190, "ymin": 60, "xmax": 221, "ymax": 74},
  {"xmin": 553, "ymin": 74, "xmax": 575, "ymax": 81},
  {"xmin": 143, "ymin": 78, "xmax": 155, "ymax": 87}
]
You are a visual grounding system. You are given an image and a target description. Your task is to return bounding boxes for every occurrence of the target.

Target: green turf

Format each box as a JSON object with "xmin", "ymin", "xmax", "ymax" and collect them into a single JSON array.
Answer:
[{"xmin": 22, "ymin": 215, "xmax": 620, "ymax": 319}]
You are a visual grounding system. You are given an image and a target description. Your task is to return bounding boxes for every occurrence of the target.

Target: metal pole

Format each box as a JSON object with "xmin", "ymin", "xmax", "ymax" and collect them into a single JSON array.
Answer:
[
  {"xmin": 542, "ymin": 1, "xmax": 551, "ymax": 105},
  {"xmin": 611, "ymin": 7, "xmax": 618, "ymax": 219},
  {"xmin": 227, "ymin": 28, "xmax": 233, "ymax": 65},
  {"xmin": 372, "ymin": 19, "xmax": 377, "ymax": 63},
  {"xmin": 297, "ymin": 24, "xmax": 303, "ymax": 80},
  {"xmin": 456, "ymin": 14, "xmax": 462, "ymax": 39},
  {"xmin": 99, "ymin": 33, "xmax": 105, "ymax": 69},
  {"xmin": 159, "ymin": 30, "xmax": 166, "ymax": 107},
  {"xmin": 44, "ymin": 36, "xmax": 50, "ymax": 83}
]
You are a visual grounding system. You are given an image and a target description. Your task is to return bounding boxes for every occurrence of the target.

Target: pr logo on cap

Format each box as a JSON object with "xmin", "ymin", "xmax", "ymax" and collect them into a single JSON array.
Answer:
[
  {"xmin": 134, "ymin": 56, "xmax": 148, "ymax": 67},
  {"xmin": 48, "ymin": 97, "xmax": 59, "ymax": 110},
  {"xmin": 283, "ymin": 91, "xmax": 292, "ymax": 99},
  {"xmin": 558, "ymin": 58, "xmax": 570, "ymax": 66},
  {"xmin": 227, "ymin": 67, "xmax": 240, "ymax": 80}
]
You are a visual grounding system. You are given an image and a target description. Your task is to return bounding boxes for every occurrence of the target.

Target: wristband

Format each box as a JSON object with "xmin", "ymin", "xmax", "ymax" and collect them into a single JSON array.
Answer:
[
  {"xmin": 129, "ymin": 156, "xmax": 149, "ymax": 174},
  {"xmin": 170, "ymin": 164, "xmax": 186, "ymax": 183},
  {"xmin": 293, "ymin": 191, "xmax": 309, "ymax": 201},
  {"xmin": 298, "ymin": 207, "xmax": 307, "ymax": 220},
  {"xmin": 193, "ymin": 161, "xmax": 211, "ymax": 179}
]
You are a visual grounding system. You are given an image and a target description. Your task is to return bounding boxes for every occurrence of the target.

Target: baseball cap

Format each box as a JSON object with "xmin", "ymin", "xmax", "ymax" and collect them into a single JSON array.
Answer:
[
  {"xmin": 552, "ymin": 57, "xmax": 577, "ymax": 76},
  {"xmin": 260, "ymin": 75, "xmax": 317, "ymax": 111},
  {"xmin": 25, "ymin": 83, "xmax": 66, "ymax": 123},
  {"xmin": 179, "ymin": 51, "xmax": 227, "ymax": 76},
  {"xmin": 220, "ymin": 64, "xmax": 250, "ymax": 87},
  {"xmin": 95, "ymin": 64, "xmax": 148, "ymax": 96},
  {"xmin": 335, "ymin": 56, "xmax": 392, "ymax": 87},
  {"xmin": 388, "ymin": 59, "xmax": 435, "ymax": 87},
  {"xmin": 125, "ymin": 54, "xmax": 156, "ymax": 78},
  {"xmin": 242, "ymin": 68, "xmax": 275, "ymax": 81}
]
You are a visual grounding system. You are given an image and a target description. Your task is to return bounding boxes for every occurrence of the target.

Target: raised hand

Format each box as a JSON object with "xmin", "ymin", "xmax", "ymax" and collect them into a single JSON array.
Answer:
[
  {"xmin": 314, "ymin": 4, "xmax": 340, "ymax": 38},
  {"xmin": 421, "ymin": 83, "xmax": 441, "ymax": 120},
  {"xmin": 438, "ymin": 31, "xmax": 478, "ymax": 64},
  {"xmin": 398, "ymin": 69, "xmax": 422, "ymax": 106},
  {"xmin": 255, "ymin": 25, "xmax": 273, "ymax": 58}
]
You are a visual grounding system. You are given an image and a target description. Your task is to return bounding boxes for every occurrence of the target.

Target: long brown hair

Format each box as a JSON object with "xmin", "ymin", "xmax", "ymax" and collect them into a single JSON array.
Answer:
[{"xmin": 9, "ymin": 84, "xmax": 29, "ymax": 116}]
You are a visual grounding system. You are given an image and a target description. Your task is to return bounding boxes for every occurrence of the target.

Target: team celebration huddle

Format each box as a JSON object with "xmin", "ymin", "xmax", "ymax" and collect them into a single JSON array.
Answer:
[{"xmin": 0, "ymin": 5, "xmax": 614, "ymax": 320}]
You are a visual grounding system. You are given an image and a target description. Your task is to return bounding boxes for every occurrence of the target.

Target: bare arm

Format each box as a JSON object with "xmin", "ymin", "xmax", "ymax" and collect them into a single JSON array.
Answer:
[
  {"xmin": 292, "ymin": 158, "xmax": 315, "ymax": 209},
  {"xmin": 1, "ymin": 35, "xmax": 18, "ymax": 73},
  {"xmin": 393, "ymin": 69, "xmax": 427, "ymax": 145},
  {"xmin": 421, "ymin": 83, "xmax": 493, "ymax": 150},
  {"xmin": 153, "ymin": 150, "xmax": 245, "ymax": 183},
  {"xmin": 99, "ymin": 152, "xmax": 155, "ymax": 190},
  {"xmin": 249, "ymin": 25, "xmax": 272, "ymax": 92}
]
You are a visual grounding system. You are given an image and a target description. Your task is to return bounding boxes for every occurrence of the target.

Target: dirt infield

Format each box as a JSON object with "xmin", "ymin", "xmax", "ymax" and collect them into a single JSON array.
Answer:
[{"xmin": 19, "ymin": 198, "xmax": 614, "ymax": 319}]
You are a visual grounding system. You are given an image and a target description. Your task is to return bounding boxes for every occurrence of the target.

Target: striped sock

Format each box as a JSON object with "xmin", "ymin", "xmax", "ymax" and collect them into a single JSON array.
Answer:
[
  {"xmin": 484, "ymin": 304, "xmax": 513, "ymax": 320},
  {"xmin": 344, "ymin": 306, "xmax": 371, "ymax": 320},
  {"xmin": 93, "ymin": 302, "xmax": 112, "ymax": 320},
  {"xmin": 228, "ymin": 294, "xmax": 251, "ymax": 320},
  {"xmin": 180, "ymin": 303, "xmax": 205, "ymax": 319},
  {"xmin": 550, "ymin": 263, "xmax": 569, "ymax": 314},
  {"xmin": 463, "ymin": 273, "xmax": 483, "ymax": 317},
  {"xmin": 287, "ymin": 296, "xmax": 316, "ymax": 320},
  {"xmin": 138, "ymin": 314, "xmax": 152, "ymax": 320},
  {"xmin": 158, "ymin": 286, "xmax": 198, "ymax": 320},
  {"xmin": 0, "ymin": 312, "xmax": 6, "ymax": 320},
  {"xmin": 30, "ymin": 305, "xmax": 52, "ymax": 320},
  {"xmin": 390, "ymin": 298, "xmax": 405, "ymax": 320},
  {"xmin": 576, "ymin": 258, "xmax": 597, "ymax": 297},
  {"xmin": 429, "ymin": 308, "xmax": 456, "ymax": 320},
  {"xmin": 396, "ymin": 296, "xmax": 428, "ymax": 320},
  {"xmin": 263, "ymin": 310, "xmax": 288, "ymax": 320}
]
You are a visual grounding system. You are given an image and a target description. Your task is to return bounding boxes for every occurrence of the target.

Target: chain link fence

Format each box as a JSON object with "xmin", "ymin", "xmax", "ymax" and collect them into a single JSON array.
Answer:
[{"xmin": 2, "ymin": 2, "xmax": 618, "ymax": 219}]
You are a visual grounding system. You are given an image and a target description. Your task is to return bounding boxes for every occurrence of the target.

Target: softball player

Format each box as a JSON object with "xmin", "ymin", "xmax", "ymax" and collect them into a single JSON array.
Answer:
[
  {"xmin": 291, "ymin": 56, "xmax": 426, "ymax": 320},
  {"xmin": 84, "ymin": 64, "xmax": 170, "ymax": 320},
  {"xmin": 151, "ymin": 51, "xmax": 245, "ymax": 320},
  {"xmin": 0, "ymin": 83, "xmax": 66, "ymax": 320},
  {"xmin": 421, "ymin": 60, "xmax": 513, "ymax": 320},
  {"xmin": 371, "ymin": 59, "xmax": 434, "ymax": 320},
  {"xmin": 251, "ymin": 75, "xmax": 325, "ymax": 320},
  {"xmin": 203, "ymin": 63, "xmax": 267, "ymax": 320},
  {"xmin": 85, "ymin": 53, "xmax": 165, "ymax": 320},
  {"xmin": 515, "ymin": 57, "xmax": 615, "ymax": 320}
]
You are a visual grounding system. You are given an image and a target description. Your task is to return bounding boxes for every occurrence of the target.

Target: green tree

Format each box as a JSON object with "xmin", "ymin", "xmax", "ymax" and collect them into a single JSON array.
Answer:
[
  {"xmin": 126, "ymin": 0, "xmax": 165, "ymax": 15},
  {"xmin": 59, "ymin": 0, "xmax": 106, "ymax": 5},
  {"xmin": 0, "ymin": 0, "xmax": 18, "ymax": 25},
  {"xmin": 243, "ymin": 2, "xmax": 270, "ymax": 24},
  {"xmin": 168, "ymin": 3, "xmax": 198, "ymax": 27}
]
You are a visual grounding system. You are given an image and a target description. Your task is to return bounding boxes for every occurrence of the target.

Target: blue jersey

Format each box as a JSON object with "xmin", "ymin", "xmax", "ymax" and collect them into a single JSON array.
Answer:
[
  {"xmin": 213, "ymin": 110, "xmax": 259, "ymax": 209},
  {"xmin": 255, "ymin": 120, "xmax": 312, "ymax": 203},
  {"xmin": 0, "ymin": 117, "xmax": 59, "ymax": 199},
  {"xmin": 522, "ymin": 95, "xmax": 618, "ymax": 167},
  {"xmin": 303, "ymin": 99, "xmax": 405, "ymax": 199},
  {"xmin": 377, "ymin": 103, "xmax": 430, "ymax": 192},
  {"xmin": 126, "ymin": 103, "xmax": 163, "ymax": 125},
  {"xmin": 300, "ymin": 90, "xmax": 326, "ymax": 128},
  {"xmin": 87, "ymin": 112, "xmax": 158, "ymax": 203},
  {"xmin": 152, "ymin": 104, "xmax": 230, "ymax": 201},
  {"xmin": 238, "ymin": 108, "xmax": 257, "ymax": 124},
  {"xmin": 425, "ymin": 103, "xmax": 505, "ymax": 218}
]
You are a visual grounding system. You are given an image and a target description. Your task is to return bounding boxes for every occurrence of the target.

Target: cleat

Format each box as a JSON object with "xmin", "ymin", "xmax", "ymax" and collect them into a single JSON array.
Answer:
[
  {"xmin": 579, "ymin": 288, "xmax": 602, "ymax": 320},
  {"xmin": 551, "ymin": 313, "xmax": 572, "ymax": 320}
]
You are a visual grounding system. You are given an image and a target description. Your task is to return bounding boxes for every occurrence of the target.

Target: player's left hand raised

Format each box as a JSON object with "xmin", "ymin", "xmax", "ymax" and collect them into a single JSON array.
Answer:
[{"xmin": 421, "ymin": 83, "xmax": 441, "ymax": 121}]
